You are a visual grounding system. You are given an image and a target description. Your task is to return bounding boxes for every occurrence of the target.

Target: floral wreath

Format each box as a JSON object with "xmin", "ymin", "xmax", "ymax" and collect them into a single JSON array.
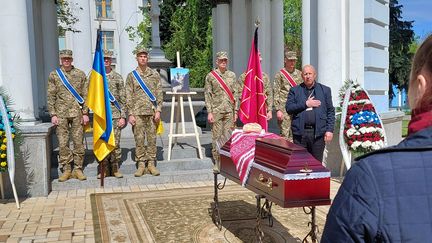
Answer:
[
  {"xmin": 0, "ymin": 92, "xmax": 17, "ymax": 173},
  {"xmin": 340, "ymin": 82, "xmax": 386, "ymax": 155}
]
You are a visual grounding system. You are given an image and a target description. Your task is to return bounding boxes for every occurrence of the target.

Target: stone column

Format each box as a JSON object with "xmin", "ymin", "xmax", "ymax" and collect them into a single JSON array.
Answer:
[
  {"xmin": 119, "ymin": 0, "xmax": 139, "ymax": 77},
  {"xmin": 317, "ymin": 0, "xmax": 342, "ymax": 104},
  {"xmin": 149, "ymin": 0, "xmax": 165, "ymax": 58},
  {"xmin": 0, "ymin": 1, "xmax": 36, "ymax": 121},
  {"xmin": 251, "ymin": 0, "xmax": 265, "ymax": 70},
  {"xmin": 270, "ymin": 0, "xmax": 284, "ymax": 79},
  {"xmin": 71, "ymin": 0, "xmax": 93, "ymax": 74},
  {"xmin": 302, "ymin": 0, "xmax": 318, "ymax": 68},
  {"xmin": 40, "ymin": 0, "xmax": 59, "ymax": 113},
  {"xmin": 215, "ymin": 1, "xmax": 230, "ymax": 60},
  {"xmin": 231, "ymin": 0, "xmax": 247, "ymax": 75}
]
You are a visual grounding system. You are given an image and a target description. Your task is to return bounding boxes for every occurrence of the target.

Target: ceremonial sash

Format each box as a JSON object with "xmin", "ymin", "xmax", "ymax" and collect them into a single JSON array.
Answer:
[
  {"xmin": 132, "ymin": 70, "xmax": 158, "ymax": 108},
  {"xmin": 280, "ymin": 69, "xmax": 298, "ymax": 88},
  {"xmin": 56, "ymin": 68, "xmax": 84, "ymax": 105},
  {"xmin": 108, "ymin": 91, "xmax": 121, "ymax": 111},
  {"xmin": 210, "ymin": 70, "xmax": 235, "ymax": 104}
]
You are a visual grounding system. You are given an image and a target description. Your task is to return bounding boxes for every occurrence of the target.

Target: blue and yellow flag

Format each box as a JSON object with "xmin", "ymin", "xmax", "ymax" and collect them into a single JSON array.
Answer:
[{"xmin": 87, "ymin": 31, "xmax": 115, "ymax": 161}]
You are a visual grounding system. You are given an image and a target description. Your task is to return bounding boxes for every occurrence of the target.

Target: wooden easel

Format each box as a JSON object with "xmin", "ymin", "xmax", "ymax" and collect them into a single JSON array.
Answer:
[{"xmin": 166, "ymin": 52, "xmax": 203, "ymax": 160}]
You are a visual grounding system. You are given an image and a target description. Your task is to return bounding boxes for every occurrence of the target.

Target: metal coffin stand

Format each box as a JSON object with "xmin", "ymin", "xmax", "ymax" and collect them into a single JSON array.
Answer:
[{"xmin": 212, "ymin": 137, "xmax": 331, "ymax": 243}]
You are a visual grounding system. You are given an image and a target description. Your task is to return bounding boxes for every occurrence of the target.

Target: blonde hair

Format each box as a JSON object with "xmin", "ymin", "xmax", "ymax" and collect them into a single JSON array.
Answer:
[{"xmin": 409, "ymin": 35, "xmax": 432, "ymax": 110}]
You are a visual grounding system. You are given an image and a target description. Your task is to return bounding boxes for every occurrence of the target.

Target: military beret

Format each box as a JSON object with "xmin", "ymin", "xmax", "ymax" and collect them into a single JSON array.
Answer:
[
  {"xmin": 103, "ymin": 50, "xmax": 114, "ymax": 58},
  {"xmin": 216, "ymin": 51, "xmax": 229, "ymax": 60},
  {"xmin": 285, "ymin": 51, "xmax": 297, "ymax": 60},
  {"xmin": 133, "ymin": 46, "xmax": 149, "ymax": 55},
  {"xmin": 59, "ymin": 49, "xmax": 73, "ymax": 58}
]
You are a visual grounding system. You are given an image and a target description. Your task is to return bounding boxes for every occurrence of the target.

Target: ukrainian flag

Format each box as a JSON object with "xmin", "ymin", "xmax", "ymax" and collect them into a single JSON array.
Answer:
[{"xmin": 87, "ymin": 31, "xmax": 115, "ymax": 161}]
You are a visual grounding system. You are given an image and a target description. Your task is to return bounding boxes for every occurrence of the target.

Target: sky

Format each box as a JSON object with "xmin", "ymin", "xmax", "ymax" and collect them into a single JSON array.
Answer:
[{"xmin": 399, "ymin": 0, "xmax": 432, "ymax": 40}]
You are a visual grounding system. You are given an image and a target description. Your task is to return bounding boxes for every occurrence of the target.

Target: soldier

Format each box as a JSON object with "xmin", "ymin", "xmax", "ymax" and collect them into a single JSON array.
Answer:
[
  {"xmin": 97, "ymin": 50, "xmax": 126, "ymax": 179},
  {"xmin": 273, "ymin": 51, "xmax": 302, "ymax": 141},
  {"xmin": 125, "ymin": 46, "xmax": 163, "ymax": 177},
  {"xmin": 204, "ymin": 51, "xmax": 237, "ymax": 172},
  {"xmin": 47, "ymin": 49, "xmax": 89, "ymax": 182},
  {"xmin": 237, "ymin": 52, "xmax": 273, "ymax": 121}
]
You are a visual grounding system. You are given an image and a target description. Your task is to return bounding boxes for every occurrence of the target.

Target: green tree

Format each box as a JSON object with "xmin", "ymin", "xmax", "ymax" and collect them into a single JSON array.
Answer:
[
  {"xmin": 283, "ymin": 0, "xmax": 302, "ymax": 65},
  {"xmin": 125, "ymin": 6, "xmax": 151, "ymax": 48},
  {"xmin": 163, "ymin": 0, "xmax": 213, "ymax": 88},
  {"xmin": 56, "ymin": 0, "xmax": 82, "ymax": 36},
  {"xmin": 389, "ymin": 0, "xmax": 414, "ymax": 99}
]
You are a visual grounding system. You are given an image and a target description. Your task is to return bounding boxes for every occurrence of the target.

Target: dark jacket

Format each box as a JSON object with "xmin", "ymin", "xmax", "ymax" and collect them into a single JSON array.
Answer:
[
  {"xmin": 321, "ymin": 126, "xmax": 432, "ymax": 243},
  {"xmin": 285, "ymin": 82, "xmax": 335, "ymax": 137}
]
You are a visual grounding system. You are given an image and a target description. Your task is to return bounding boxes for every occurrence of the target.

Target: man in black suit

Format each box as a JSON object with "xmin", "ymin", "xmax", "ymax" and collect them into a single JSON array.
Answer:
[{"xmin": 285, "ymin": 65, "xmax": 335, "ymax": 162}]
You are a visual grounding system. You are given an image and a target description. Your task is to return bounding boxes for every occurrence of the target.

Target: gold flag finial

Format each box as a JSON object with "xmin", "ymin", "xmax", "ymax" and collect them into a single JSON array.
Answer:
[{"xmin": 255, "ymin": 17, "xmax": 260, "ymax": 27}]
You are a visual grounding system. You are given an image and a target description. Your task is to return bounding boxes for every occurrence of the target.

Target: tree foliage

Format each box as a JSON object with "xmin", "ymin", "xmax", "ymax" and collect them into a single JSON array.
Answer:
[
  {"xmin": 56, "ymin": 0, "xmax": 82, "ymax": 36},
  {"xmin": 283, "ymin": 0, "xmax": 302, "ymax": 67},
  {"xmin": 125, "ymin": 6, "xmax": 151, "ymax": 48},
  {"xmin": 389, "ymin": 0, "xmax": 414, "ymax": 99},
  {"xmin": 162, "ymin": 0, "xmax": 213, "ymax": 88}
]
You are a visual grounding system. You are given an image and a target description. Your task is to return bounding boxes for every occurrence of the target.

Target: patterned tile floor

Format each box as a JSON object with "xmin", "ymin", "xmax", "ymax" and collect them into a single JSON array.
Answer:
[{"xmin": 0, "ymin": 179, "xmax": 341, "ymax": 242}]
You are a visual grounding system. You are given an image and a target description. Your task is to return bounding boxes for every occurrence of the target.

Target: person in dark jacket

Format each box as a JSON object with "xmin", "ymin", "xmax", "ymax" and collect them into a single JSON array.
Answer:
[
  {"xmin": 321, "ymin": 34, "xmax": 432, "ymax": 242},
  {"xmin": 285, "ymin": 65, "xmax": 335, "ymax": 162}
]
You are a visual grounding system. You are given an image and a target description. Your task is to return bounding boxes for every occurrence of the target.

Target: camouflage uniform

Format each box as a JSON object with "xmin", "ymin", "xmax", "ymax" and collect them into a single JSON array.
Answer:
[
  {"xmin": 273, "ymin": 68, "xmax": 302, "ymax": 140},
  {"xmin": 47, "ymin": 51, "xmax": 88, "ymax": 175},
  {"xmin": 126, "ymin": 66, "xmax": 163, "ymax": 166},
  {"xmin": 237, "ymin": 72, "xmax": 273, "ymax": 115},
  {"xmin": 104, "ymin": 70, "xmax": 126, "ymax": 164},
  {"xmin": 204, "ymin": 54, "xmax": 237, "ymax": 165}
]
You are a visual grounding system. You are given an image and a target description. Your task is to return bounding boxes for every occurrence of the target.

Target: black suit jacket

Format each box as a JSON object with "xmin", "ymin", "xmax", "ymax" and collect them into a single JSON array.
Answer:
[{"xmin": 285, "ymin": 82, "xmax": 335, "ymax": 137}]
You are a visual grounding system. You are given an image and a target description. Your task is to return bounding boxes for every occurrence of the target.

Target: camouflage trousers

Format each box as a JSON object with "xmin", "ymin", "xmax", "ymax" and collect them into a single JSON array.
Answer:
[
  {"xmin": 278, "ymin": 110, "xmax": 293, "ymax": 142},
  {"xmin": 211, "ymin": 112, "xmax": 235, "ymax": 163},
  {"xmin": 56, "ymin": 116, "xmax": 84, "ymax": 169},
  {"xmin": 132, "ymin": 115, "xmax": 157, "ymax": 163},
  {"xmin": 99, "ymin": 118, "xmax": 122, "ymax": 164}
]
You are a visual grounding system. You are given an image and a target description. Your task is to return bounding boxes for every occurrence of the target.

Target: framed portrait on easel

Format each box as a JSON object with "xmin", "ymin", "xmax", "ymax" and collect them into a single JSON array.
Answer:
[{"xmin": 170, "ymin": 68, "xmax": 190, "ymax": 93}]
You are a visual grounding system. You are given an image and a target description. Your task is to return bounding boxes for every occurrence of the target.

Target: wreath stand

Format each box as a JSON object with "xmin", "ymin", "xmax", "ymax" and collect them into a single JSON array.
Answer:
[
  {"xmin": 0, "ymin": 97, "xmax": 20, "ymax": 209},
  {"xmin": 166, "ymin": 52, "xmax": 203, "ymax": 160}
]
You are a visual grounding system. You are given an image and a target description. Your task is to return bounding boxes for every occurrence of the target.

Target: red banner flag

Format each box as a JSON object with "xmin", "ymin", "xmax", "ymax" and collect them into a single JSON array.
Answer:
[{"xmin": 239, "ymin": 27, "xmax": 267, "ymax": 131}]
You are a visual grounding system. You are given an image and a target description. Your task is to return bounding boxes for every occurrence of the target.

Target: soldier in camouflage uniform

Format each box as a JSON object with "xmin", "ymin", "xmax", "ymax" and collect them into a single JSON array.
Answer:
[
  {"xmin": 47, "ymin": 49, "xmax": 89, "ymax": 182},
  {"xmin": 97, "ymin": 50, "xmax": 126, "ymax": 179},
  {"xmin": 237, "ymin": 52, "xmax": 273, "ymax": 121},
  {"xmin": 204, "ymin": 51, "xmax": 238, "ymax": 172},
  {"xmin": 273, "ymin": 51, "xmax": 302, "ymax": 141},
  {"xmin": 126, "ymin": 47, "xmax": 163, "ymax": 177}
]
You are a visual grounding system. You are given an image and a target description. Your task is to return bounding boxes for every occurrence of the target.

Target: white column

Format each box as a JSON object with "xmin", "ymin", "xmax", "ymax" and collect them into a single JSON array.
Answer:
[
  {"xmin": 215, "ymin": 3, "xmax": 230, "ymax": 57},
  {"xmin": 271, "ymin": 0, "xmax": 284, "ymax": 79},
  {"xmin": 302, "ymin": 0, "xmax": 318, "ymax": 68},
  {"xmin": 71, "ymin": 0, "xmax": 92, "ymax": 74},
  {"xmin": 349, "ymin": 0, "xmax": 364, "ymax": 83},
  {"xmin": 41, "ymin": 0, "xmax": 59, "ymax": 110},
  {"xmin": 119, "ymin": 0, "xmax": 139, "ymax": 77},
  {"xmin": 0, "ymin": 1, "xmax": 36, "ymax": 121},
  {"xmin": 231, "ymin": 0, "xmax": 247, "ymax": 75},
  {"xmin": 318, "ymin": 0, "xmax": 342, "ymax": 104}
]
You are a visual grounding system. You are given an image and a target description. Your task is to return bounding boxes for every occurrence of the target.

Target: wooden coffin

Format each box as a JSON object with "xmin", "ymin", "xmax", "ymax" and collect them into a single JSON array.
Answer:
[{"xmin": 220, "ymin": 136, "xmax": 331, "ymax": 208}]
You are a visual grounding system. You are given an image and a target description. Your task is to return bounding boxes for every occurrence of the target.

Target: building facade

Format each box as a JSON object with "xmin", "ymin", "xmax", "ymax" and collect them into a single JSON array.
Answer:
[{"xmin": 212, "ymin": 0, "xmax": 390, "ymax": 112}]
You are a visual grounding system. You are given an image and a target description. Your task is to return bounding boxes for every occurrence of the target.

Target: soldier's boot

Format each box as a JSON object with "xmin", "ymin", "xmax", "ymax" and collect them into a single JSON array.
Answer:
[
  {"xmin": 58, "ymin": 164, "xmax": 72, "ymax": 182},
  {"xmin": 73, "ymin": 168, "xmax": 87, "ymax": 181},
  {"xmin": 97, "ymin": 163, "xmax": 109, "ymax": 179},
  {"xmin": 147, "ymin": 161, "xmax": 160, "ymax": 176},
  {"xmin": 134, "ymin": 162, "xmax": 146, "ymax": 177},
  {"xmin": 111, "ymin": 162, "xmax": 123, "ymax": 178}
]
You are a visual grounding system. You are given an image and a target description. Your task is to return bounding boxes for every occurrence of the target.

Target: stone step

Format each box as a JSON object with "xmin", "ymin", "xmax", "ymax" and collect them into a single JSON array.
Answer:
[
  {"xmin": 51, "ymin": 157, "xmax": 214, "ymax": 177},
  {"xmin": 51, "ymin": 160, "xmax": 214, "ymax": 191}
]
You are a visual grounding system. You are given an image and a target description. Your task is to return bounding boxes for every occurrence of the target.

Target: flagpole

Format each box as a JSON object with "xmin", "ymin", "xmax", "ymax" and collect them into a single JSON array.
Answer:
[{"xmin": 98, "ymin": 20, "xmax": 105, "ymax": 188}]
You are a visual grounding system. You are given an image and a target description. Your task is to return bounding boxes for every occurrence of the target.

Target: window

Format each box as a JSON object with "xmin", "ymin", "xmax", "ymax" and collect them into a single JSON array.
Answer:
[
  {"xmin": 96, "ymin": 0, "xmax": 112, "ymax": 19},
  {"xmin": 101, "ymin": 31, "xmax": 114, "ymax": 50}
]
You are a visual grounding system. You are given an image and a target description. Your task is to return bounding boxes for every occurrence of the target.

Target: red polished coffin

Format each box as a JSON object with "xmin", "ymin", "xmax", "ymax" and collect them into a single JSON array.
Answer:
[{"xmin": 220, "ymin": 136, "xmax": 331, "ymax": 208}]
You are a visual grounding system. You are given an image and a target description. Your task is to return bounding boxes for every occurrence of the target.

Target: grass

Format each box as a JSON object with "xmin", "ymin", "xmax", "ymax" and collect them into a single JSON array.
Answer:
[{"xmin": 402, "ymin": 120, "xmax": 409, "ymax": 137}]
